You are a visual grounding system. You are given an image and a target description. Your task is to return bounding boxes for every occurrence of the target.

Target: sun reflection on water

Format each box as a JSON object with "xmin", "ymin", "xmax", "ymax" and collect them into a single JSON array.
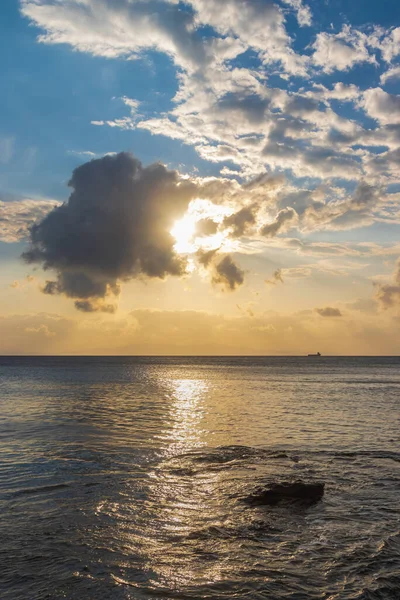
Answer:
[
  {"xmin": 139, "ymin": 376, "xmax": 232, "ymax": 590},
  {"xmin": 162, "ymin": 379, "xmax": 208, "ymax": 456}
]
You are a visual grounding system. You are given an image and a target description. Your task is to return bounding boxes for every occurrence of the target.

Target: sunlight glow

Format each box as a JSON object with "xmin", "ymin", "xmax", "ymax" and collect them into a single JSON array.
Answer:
[
  {"xmin": 170, "ymin": 214, "xmax": 198, "ymax": 254},
  {"xmin": 171, "ymin": 198, "xmax": 236, "ymax": 255}
]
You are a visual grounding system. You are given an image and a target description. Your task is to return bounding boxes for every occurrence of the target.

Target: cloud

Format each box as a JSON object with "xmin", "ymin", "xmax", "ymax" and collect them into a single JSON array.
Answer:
[
  {"xmin": 19, "ymin": 0, "xmax": 400, "ymax": 253},
  {"xmin": 212, "ymin": 255, "xmax": 244, "ymax": 290},
  {"xmin": 21, "ymin": 0, "xmax": 313, "ymax": 78},
  {"xmin": 375, "ymin": 284, "xmax": 400, "ymax": 309},
  {"xmin": 281, "ymin": 0, "xmax": 312, "ymax": 27},
  {"xmin": 261, "ymin": 207, "xmax": 297, "ymax": 237},
  {"xmin": 301, "ymin": 182, "xmax": 383, "ymax": 232},
  {"xmin": 364, "ymin": 147, "xmax": 400, "ymax": 181},
  {"xmin": 40, "ymin": 1, "xmax": 391, "ymax": 191},
  {"xmin": 9, "ymin": 275, "xmax": 36, "ymax": 289},
  {"xmin": 25, "ymin": 324, "xmax": 56, "ymax": 337},
  {"xmin": 22, "ymin": 152, "xmax": 197, "ymax": 311},
  {"xmin": 312, "ymin": 26, "xmax": 376, "ymax": 73},
  {"xmin": 380, "ymin": 65, "xmax": 400, "ymax": 85},
  {"xmin": 20, "ymin": 0, "xmax": 209, "ymax": 71},
  {"xmin": 2, "ymin": 307, "xmax": 399, "ymax": 355},
  {"xmin": 0, "ymin": 312, "xmax": 74, "ymax": 354},
  {"xmin": 195, "ymin": 218, "xmax": 219, "ymax": 237},
  {"xmin": 186, "ymin": 0, "xmax": 308, "ymax": 75},
  {"xmin": 361, "ymin": 88, "xmax": 400, "ymax": 125},
  {"xmin": 262, "ymin": 119, "xmax": 362, "ymax": 180},
  {"xmin": 375, "ymin": 260, "xmax": 400, "ymax": 309},
  {"xmin": 74, "ymin": 299, "xmax": 117, "ymax": 314},
  {"xmin": 378, "ymin": 27, "xmax": 400, "ymax": 63},
  {"xmin": 276, "ymin": 237, "xmax": 391, "ymax": 257},
  {"xmin": 197, "ymin": 246, "xmax": 245, "ymax": 291},
  {"xmin": 315, "ymin": 307, "xmax": 342, "ymax": 317},
  {"xmin": 95, "ymin": 96, "xmax": 142, "ymax": 130},
  {"xmin": 281, "ymin": 266, "xmax": 313, "ymax": 278},
  {"xmin": 0, "ymin": 198, "xmax": 59, "ymax": 243},
  {"xmin": 197, "ymin": 247, "xmax": 220, "ymax": 268},
  {"xmin": 68, "ymin": 150, "xmax": 98, "ymax": 158},
  {"xmin": 223, "ymin": 204, "xmax": 258, "ymax": 238},
  {"xmin": 309, "ymin": 82, "xmax": 360, "ymax": 102},
  {"xmin": 265, "ymin": 269, "xmax": 284, "ymax": 285}
]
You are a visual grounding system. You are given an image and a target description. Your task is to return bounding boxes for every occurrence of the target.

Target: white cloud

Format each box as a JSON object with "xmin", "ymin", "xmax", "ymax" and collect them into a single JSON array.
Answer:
[
  {"xmin": 120, "ymin": 96, "xmax": 140, "ymax": 112},
  {"xmin": 68, "ymin": 150, "xmax": 97, "ymax": 158},
  {"xmin": 380, "ymin": 65, "xmax": 400, "ymax": 85},
  {"xmin": 186, "ymin": 0, "xmax": 309, "ymax": 76},
  {"xmin": 309, "ymin": 82, "xmax": 360, "ymax": 102},
  {"xmin": 361, "ymin": 88, "xmax": 400, "ymax": 125},
  {"xmin": 20, "ymin": 0, "xmax": 209, "ymax": 71},
  {"xmin": 21, "ymin": 0, "xmax": 310, "ymax": 76},
  {"xmin": 281, "ymin": 0, "xmax": 312, "ymax": 27},
  {"xmin": 312, "ymin": 26, "xmax": 376, "ymax": 73},
  {"xmin": 379, "ymin": 27, "xmax": 400, "ymax": 63}
]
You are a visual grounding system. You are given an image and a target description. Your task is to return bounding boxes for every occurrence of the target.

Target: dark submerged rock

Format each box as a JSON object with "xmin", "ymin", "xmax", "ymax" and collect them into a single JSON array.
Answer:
[{"xmin": 243, "ymin": 481, "xmax": 325, "ymax": 507}]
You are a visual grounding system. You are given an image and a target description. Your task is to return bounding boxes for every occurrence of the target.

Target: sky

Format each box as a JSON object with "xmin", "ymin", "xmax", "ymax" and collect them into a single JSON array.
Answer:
[{"xmin": 0, "ymin": 0, "xmax": 400, "ymax": 355}]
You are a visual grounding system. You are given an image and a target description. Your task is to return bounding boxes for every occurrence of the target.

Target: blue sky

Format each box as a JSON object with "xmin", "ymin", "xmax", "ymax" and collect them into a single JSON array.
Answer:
[{"xmin": 0, "ymin": 0, "xmax": 400, "ymax": 354}]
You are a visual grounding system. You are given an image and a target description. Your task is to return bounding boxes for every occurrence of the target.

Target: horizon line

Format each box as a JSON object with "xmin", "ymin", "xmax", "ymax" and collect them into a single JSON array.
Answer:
[{"xmin": 1, "ymin": 354, "xmax": 400, "ymax": 358}]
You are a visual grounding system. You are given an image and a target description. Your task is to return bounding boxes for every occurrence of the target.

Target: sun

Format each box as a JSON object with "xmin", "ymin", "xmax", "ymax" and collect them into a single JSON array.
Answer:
[
  {"xmin": 170, "ymin": 214, "xmax": 197, "ymax": 254},
  {"xmin": 171, "ymin": 198, "xmax": 237, "ymax": 255}
]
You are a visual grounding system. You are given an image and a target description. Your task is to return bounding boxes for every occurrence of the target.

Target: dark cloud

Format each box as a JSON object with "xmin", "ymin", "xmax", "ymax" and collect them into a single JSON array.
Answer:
[
  {"xmin": 197, "ymin": 247, "xmax": 220, "ymax": 268},
  {"xmin": 74, "ymin": 300, "xmax": 117, "ymax": 314},
  {"xmin": 223, "ymin": 204, "xmax": 258, "ymax": 237},
  {"xmin": 42, "ymin": 272, "xmax": 117, "ymax": 300},
  {"xmin": 315, "ymin": 307, "xmax": 342, "ymax": 317},
  {"xmin": 195, "ymin": 218, "xmax": 219, "ymax": 237},
  {"xmin": 261, "ymin": 207, "xmax": 297, "ymax": 237},
  {"xmin": 346, "ymin": 181, "xmax": 380, "ymax": 210},
  {"xmin": 284, "ymin": 95, "xmax": 321, "ymax": 117},
  {"xmin": 212, "ymin": 255, "xmax": 244, "ymax": 291},
  {"xmin": 197, "ymin": 248, "xmax": 244, "ymax": 291},
  {"xmin": 268, "ymin": 116, "xmax": 312, "ymax": 143},
  {"xmin": 302, "ymin": 182, "xmax": 381, "ymax": 231},
  {"xmin": 263, "ymin": 134, "xmax": 361, "ymax": 180},
  {"xmin": 243, "ymin": 172, "xmax": 285, "ymax": 191},
  {"xmin": 216, "ymin": 93, "xmax": 271, "ymax": 125},
  {"xmin": 22, "ymin": 152, "xmax": 197, "ymax": 311},
  {"xmin": 327, "ymin": 128, "xmax": 357, "ymax": 146},
  {"xmin": 265, "ymin": 269, "xmax": 284, "ymax": 285},
  {"xmin": 375, "ymin": 285, "xmax": 400, "ymax": 309},
  {"xmin": 375, "ymin": 260, "xmax": 400, "ymax": 309}
]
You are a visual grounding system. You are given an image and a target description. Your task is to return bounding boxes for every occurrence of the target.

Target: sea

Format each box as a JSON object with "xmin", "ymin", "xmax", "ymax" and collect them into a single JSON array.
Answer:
[{"xmin": 0, "ymin": 356, "xmax": 399, "ymax": 600}]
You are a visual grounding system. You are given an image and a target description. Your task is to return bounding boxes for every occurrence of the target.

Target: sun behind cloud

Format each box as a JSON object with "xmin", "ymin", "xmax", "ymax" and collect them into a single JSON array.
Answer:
[
  {"xmin": 171, "ymin": 213, "xmax": 197, "ymax": 254},
  {"xmin": 171, "ymin": 199, "xmax": 237, "ymax": 255}
]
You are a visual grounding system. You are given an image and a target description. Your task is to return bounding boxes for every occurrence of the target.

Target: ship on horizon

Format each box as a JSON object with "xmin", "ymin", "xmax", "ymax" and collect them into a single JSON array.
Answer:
[{"xmin": 308, "ymin": 352, "xmax": 321, "ymax": 357}]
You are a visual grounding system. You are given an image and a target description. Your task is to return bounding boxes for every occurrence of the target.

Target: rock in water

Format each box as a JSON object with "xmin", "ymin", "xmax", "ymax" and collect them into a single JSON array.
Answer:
[{"xmin": 244, "ymin": 481, "xmax": 325, "ymax": 507}]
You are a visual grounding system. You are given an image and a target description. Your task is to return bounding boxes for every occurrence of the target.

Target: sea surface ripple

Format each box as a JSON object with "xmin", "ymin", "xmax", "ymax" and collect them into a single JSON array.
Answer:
[{"xmin": 0, "ymin": 356, "xmax": 399, "ymax": 599}]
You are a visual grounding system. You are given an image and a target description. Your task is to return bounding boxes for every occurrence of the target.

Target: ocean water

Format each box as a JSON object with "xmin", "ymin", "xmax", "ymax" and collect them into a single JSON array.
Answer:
[{"xmin": 1, "ymin": 356, "xmax": 400, "ymax": 600}]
